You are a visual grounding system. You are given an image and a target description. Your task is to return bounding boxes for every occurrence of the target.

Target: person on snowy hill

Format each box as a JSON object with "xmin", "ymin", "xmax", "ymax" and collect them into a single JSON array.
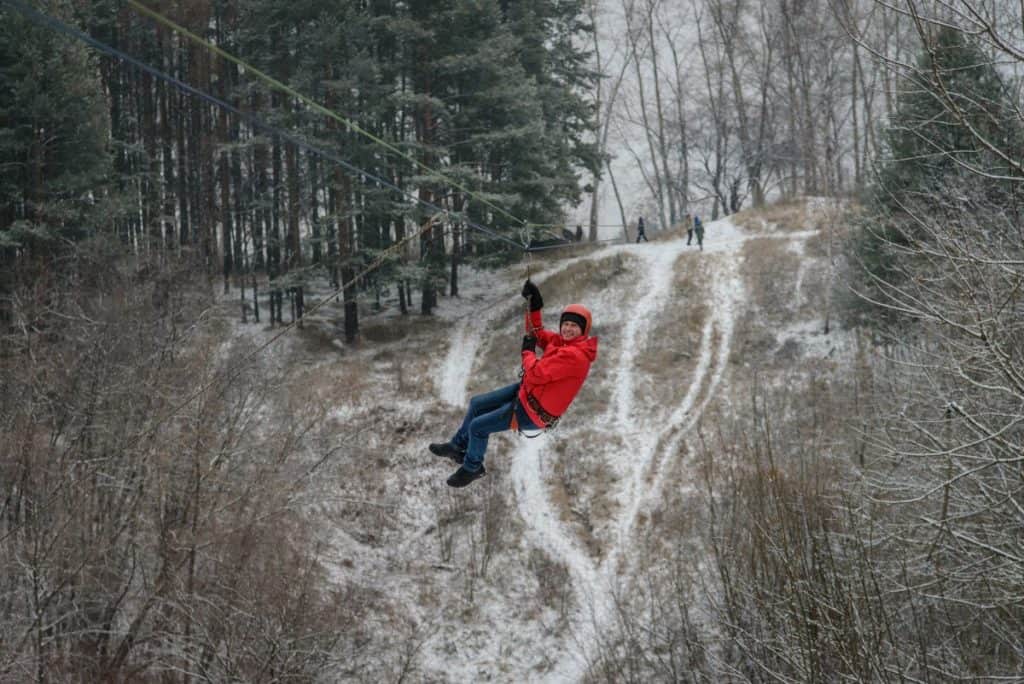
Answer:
[
  {"xmin": 636, "ymin": 216, "xmax": 648, "ymax": 243},
  {"xmin": 694, "ymin": 215, "xmax": 705, "ymax": 250},
  {"xmin": 429, "ymin": 279, "xmax": 599, "ymax": 488}
]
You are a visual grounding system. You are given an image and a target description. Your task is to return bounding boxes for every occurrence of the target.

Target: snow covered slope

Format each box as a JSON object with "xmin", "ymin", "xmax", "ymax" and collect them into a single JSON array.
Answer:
[
  {"xmin": 259, "ymin": 202, "xmax": 848, "ymax": 682},
  {"xmin": 413, "ymin": 209, "xmax": 839, "ymax": 681}
]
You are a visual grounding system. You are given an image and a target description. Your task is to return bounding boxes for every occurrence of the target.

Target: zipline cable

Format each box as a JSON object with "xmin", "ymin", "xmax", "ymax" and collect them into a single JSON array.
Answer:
[
  {"xmin": 157, "ymin": 213, "xmax": 443, "ymax": 451},
  {"xmin": 0, "ymin": 0, "xmax": 527, "ymax": 252},
  {"xmin": 123, "ymin": 0, "xmax": 535, "ymax": 234},
  {"xmin": 0, "ymin": 0, "xmax": 537, "ymax": 443},
  {"xmin": 5, "ymin": 0, "xmax": 608, "ymax": 254},
  {"xmin": 3, "ymin": 0, "xmax": 621, "ymax": 352},
  {"xmin": 0, "ymin": 0, "xmax": 636, "ymax": 518},
  {"xmin": 122, "ymin": 0, "xmax": 583, "ymax": 250},
  {"xmin": 0, "ymin": 212, "xmax": 445, "ymax": 548}
]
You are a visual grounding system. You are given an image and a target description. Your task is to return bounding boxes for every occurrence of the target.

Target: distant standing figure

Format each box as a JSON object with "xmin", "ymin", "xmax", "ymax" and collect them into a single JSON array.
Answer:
[
  {"xmin": 575, "ymin": 224, "xmax": 583, "ymax": 242},
  {"xmin": 636, "ymin": 216, "xmax": 648, "ymax": 243},
  {"xmin": 694, "ymin": 215, "xmax": 705, "ymax": 251},
  {"xmin": 685, "ymin": 212, "xmax": 693, "ymax": 245}
]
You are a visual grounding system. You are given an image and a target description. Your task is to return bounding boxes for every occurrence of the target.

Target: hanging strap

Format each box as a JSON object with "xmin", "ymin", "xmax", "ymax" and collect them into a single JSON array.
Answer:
[
  {"xmin": 509, "ymin": 389, "xmax": 559, "ymax": 436},
  {"xmin": 524, "ymin": 392, "xmax": 561, "ymax": 428}
]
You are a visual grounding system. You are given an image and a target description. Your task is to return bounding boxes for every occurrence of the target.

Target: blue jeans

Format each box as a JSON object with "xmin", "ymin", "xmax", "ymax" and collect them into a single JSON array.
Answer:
[{"xmin": 451, "ymin": 383, "xmax": 538, "ymax": 472}]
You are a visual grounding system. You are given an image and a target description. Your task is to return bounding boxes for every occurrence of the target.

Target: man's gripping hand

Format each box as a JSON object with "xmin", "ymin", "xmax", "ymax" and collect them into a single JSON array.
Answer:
[{"xmin": 521, "ymin": 279, "xmax": 543, "ymax": 312}]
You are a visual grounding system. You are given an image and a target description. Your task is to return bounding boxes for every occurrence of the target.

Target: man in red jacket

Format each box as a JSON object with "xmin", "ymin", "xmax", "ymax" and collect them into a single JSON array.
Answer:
[{"xmin": 430, "ymin": 279, "xmax": 598, "ymax": 487}]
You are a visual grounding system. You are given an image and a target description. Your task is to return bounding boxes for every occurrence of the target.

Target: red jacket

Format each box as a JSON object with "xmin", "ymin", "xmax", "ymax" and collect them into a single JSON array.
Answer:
[{"xmin": 519, "ymin": 309, "xmax": 598, "ymax": 427}]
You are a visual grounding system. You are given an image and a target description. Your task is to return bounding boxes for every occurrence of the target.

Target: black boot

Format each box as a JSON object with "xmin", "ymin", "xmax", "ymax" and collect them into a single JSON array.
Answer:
[
  {"xmin": 447, "ymin": 465, "xmax": 486, "ymax": 488},
  {"xmin": 429, "ymin": 442, "xmax": 465, "ymax": 465}
]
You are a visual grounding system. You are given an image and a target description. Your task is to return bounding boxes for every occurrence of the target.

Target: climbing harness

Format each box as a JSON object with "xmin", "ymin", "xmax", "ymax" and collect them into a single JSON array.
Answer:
[
  {"xmin": 524, "ymin": 392, "xmax": 560, "ymax": 430},
  {"xmin": 509, "ymin": 390, "xmax": 559, "ymax": 438}
]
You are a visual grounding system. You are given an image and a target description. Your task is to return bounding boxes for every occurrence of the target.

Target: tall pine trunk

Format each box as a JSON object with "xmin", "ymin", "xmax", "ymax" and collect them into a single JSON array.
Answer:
[
  {"xmin": 309, "ymin": 154, "xmax": 321, "ymax": 265},
  {"xmin": 252, "ymin": 92, "xmax": 268, "ymax": 272},
  {"xmin": 337, "ymin": 170, "xmax": 358, "ymax": 342},
  {"xmin": 450, "ymin": 196, "xmax": 463, "ymax": 297},
  {"xmin": 285, "ymin": 142, "xmax": 301, "ymax": 272},
  {"xmin": 217, "ymin": 65, "xmax": 232, "ymax": 293},
  {"xmin": 159, "ymin": 38, "xmax": 176, "ymax": 253},
  {"xmin": 270, "ymin": 132, "xmax": 283, "ymax": 324},
  {"xmin": 176, "ymin": 83, "xmax": 190, "ymax": 246},
  {"xmin": 285, "ymin": 140, "xmax": 302, "ymax": 326}
]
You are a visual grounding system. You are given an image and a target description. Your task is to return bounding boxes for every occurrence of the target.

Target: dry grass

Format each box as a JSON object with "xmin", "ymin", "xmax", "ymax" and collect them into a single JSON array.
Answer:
[
  {"xmin": 803, "ymin": 230, "xmax": 831, "ymax": 258},
  {"xmin": 523, "ymin": 240, "xmax": 610, "ymax": 268},
  {"xmin": 548, "ymin": 429, "xmax": 624, "ymax": 560},
  {"xmin": 541, "ymin": 251, "xmax": 632, "ymax": 301},
  {"xmin": 741, "ymin": 238, "xmax": 800, "ymax": 319},
  {"xmin": 729, "ymin": 311, "xmax": 779, "ymax": 367},
  {"xmin": 634, "ymin": 255, "xmax": 712, "ymax": 408},
  {"xmin": 727, "ymin": 230, "xmax": 838, "ymax": 369},
  {"xmin": 527, "ymin": 547, "xmax": 574, "ymax": 628},
  {"xmin": 289, "ymin": 320, "xmax": 439, "ymax": 409},
  {"xmin": 797, "ymin": 261, "xmax": 830, "ymax": 319},
  {"xmin": 650, "ymin": 226, "xmax": 687, "ymax": 243},
  {"xmin": 733, "ymin": 200, "xmax": 813, "ymax": 232},
  {"xmin": 361, "ymin": 314, "xmax": 432, "ymax": 343}
]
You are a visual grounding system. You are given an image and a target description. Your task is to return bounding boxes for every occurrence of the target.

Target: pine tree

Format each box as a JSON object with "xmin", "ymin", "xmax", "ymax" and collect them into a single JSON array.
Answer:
[
  {"xmin": 500, "ymin": 0, "xmax": 600, "ymax": 231},
  {"xmin": 434, "ymin": 1, "xmax": 536, "ymax": 272},
  {"xmin": 880, "ymin": 25, "xmax": 1023, "ymax": 204},
  {"xmin": 853, "ymin": 26, "xmax": 1024, "ymax": 307},
  {"xmin": 0, "ymin": 3, "xmax": 111, "ymax": 257}
]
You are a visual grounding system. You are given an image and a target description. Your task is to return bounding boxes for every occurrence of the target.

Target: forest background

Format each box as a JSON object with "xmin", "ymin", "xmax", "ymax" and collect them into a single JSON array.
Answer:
[{"xmin": 1, "ymin": 0, "xmax": 1023, "ymax": 680}]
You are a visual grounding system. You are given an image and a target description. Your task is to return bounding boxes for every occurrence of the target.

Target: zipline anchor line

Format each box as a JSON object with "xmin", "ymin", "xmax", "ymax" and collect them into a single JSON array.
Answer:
[
  {"xmin": 7, "ymin": 0, "xmax": 591, "ymax": 261},
  {"xmin": 5, "ymin": 0, "xmax": 613, "ymax": 369},
  {"xmin": 5, "ymin": 0, "xmax": 601, "ymax": 356},
  {"xmin": 0, "ymin": 0, "xmax": 527, "ymax": 252},
  {"xmin": 5, "ymin": 0, "xmax": 598, "ymax": 262},
  {"xmin": 123, "ymin": 0, "xmax": 533, "ymax": 232},
  {"xmin": 128, "ymin": 211, "xmax": 449, "ymax": 451}
]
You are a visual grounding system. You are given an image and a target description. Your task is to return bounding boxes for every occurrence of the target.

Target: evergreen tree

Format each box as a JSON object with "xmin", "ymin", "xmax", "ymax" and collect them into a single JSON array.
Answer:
[
  {"xmin": 500, "ymin": 0, "xmax": 600, "ymax": 231},
  {"xmin": 879, "ymin": 25, "xmax": 1023, "ymax": 205},
  {"xmin": 852, "ymin": 25, "xmax": 1024, "ymax": 311},
  {"xmin": 436, "ymin": 0, "xmax": 539, "ymax": 268},
  {"xmin": 0, "ymin": 3, "xmax": 111, "ymax": 257}
]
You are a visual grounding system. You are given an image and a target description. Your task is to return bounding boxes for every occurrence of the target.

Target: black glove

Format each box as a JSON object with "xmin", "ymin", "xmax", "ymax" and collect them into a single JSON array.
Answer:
[
  {"xmin": 521, "ymin": 279, "xmax": 543, "ymax": 312},
  {"xmin": 522, "ymin": 335, "xmax": 537, "ymax": 353}
]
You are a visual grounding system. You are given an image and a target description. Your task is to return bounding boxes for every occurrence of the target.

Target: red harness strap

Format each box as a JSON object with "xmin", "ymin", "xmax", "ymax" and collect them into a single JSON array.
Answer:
[
  {"xmin": 509, "ymin": 392, "xmax": 560, "ymax": 432},
  {"xmin": 525, "ymin": 393, "xmax": 560, "ymax": 427}
]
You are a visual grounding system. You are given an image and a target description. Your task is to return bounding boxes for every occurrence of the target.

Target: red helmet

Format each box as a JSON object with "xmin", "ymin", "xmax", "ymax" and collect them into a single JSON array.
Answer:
[{"xmin": 560, "ymin": 303, "xmax": 592, "ymax": 336}]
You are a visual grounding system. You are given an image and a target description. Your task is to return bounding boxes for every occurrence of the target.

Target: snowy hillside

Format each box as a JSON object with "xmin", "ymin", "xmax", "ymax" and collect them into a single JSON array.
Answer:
[{"xmin": 227, "ymin": 200, "xmax": 850, "ymax": 682}]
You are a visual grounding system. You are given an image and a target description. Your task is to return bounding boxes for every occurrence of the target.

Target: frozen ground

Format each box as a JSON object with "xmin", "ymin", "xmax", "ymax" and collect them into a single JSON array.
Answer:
[
  {"xmin": 211, "ymin": 200, "xmax": 851, "ymax": 682},
  {"xmin": 419, "ymin": 212, "xmax": 839, "ymax": 681}
]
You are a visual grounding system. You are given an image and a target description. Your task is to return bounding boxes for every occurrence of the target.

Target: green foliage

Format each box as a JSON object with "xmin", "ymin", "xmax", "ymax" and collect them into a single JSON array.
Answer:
[
  {"xmin": 497, "ymin": 0, "xmax": 600, "ymax": 221},
  {"xmin": 850, "ymin": 26, "xmax": 1024, "ymax": 322},
  {"xmin": 2, "ymin": 0, "xmax": 599, "ymax": 314},
  {"xmin": 0, "ymin": 3, "xmax": 111, "ymax": 251},
  {"xmin": 878, "ymin": 26, "xmax": 1023, "ymax": 204}
]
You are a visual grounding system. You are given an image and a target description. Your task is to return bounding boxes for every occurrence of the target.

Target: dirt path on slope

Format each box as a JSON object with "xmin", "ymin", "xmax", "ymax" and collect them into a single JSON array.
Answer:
[{"xmin": 516, "ymin": 224, "xmax": 823, "ymax": 682}]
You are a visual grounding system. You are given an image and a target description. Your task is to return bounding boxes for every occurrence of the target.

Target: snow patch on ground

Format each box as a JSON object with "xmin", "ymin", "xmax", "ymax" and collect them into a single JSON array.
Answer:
[
  {"xmin": 270, "ymin": 200, "xmax": 842, "ymax": 683},
  {"xmin": 501, "ymin": 215, "xmax": 831, "ymax": 682}
]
